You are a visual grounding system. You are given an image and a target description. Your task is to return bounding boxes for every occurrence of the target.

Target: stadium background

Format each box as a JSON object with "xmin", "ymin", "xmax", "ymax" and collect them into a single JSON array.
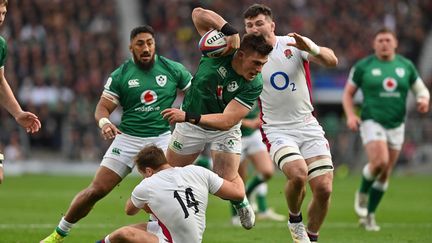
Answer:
[{"xmin": 1, "ymin": 0, "xmax": 431, "ymax": 175}]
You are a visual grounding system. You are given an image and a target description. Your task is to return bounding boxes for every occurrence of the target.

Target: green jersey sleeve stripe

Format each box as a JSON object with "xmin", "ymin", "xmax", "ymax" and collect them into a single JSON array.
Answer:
[{"xmin": 234, "ymin": 97, "xmax": 252, "ymax": 110}]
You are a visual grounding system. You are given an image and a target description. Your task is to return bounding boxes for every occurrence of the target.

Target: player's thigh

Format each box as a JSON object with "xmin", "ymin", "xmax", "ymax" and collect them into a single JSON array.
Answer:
[
  {"xmin": 364, "ymin": 140, "xmax": 389, "ymax": 164},
  {"xmin": 249, "ymin": 150, "xmax": 274, "ymax": 176},
  {"xmin": 211, "ymin": 150, "xmax": 241, "ymax": 180},
  {"xmin": 90, "ymin": 165, "xmax": 123, "ymax": 193},
  {"xmin": 386, "ymin": 123, "xmax": 405, "ymax": 150},
  {"xmin": 166, "ymin": 147, "xmax": 200, "ymax": 167}
]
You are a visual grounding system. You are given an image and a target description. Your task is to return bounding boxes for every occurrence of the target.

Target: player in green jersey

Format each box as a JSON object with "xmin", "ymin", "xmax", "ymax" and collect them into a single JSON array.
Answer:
[
  {"xmin": 41, "ymin": 25, "xmax": 192, "ymax": 243},
  {"xmin": 161, "ymin": 7, "xmax": 273, "ymax": 230},
  {"xmin": 0, "ymin": 0, "xmax": 41, "ymax": 184},
  {"xmin": 342, "ymin": 27, "xmax": 430, "ymax": 231}
]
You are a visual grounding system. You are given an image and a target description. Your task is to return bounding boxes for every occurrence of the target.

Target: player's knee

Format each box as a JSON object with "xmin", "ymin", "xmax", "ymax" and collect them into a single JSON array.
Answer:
[
  {"xmin": 288, "ymin": 169, "xmax": 308, "ymax": 188},
  {"xmin": 313, "ymin": 182, "xmax": 332, "ymax": 201},
  {"xmin": 85, "ymin": 184, "xmax": 112, "ymax": 201},
  {"xmin": 112, "ymin": 226, "xmax": 135, "ymax": 242}
]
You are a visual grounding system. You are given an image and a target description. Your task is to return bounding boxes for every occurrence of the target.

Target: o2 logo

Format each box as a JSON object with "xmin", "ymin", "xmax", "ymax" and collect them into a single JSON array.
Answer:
[{"xmin": 270, "ymin": 71, "xmax": 296, "ymax": 91}]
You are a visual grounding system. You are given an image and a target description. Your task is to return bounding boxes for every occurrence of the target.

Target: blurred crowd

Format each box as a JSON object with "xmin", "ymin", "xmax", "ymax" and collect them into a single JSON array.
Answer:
[{"xmin": 1, "ymin": 0, "xmax": 431, "ymax": 167}]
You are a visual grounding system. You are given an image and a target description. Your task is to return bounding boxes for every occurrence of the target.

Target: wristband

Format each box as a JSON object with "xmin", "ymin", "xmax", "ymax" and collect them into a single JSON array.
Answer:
[
  {"xmin": 98, "ymin": 117, "xmax": 112, "ymax": 129},
  {"xmin": 303, "ymin": 36, "xmax": 320, "ymax": 56},
  {"xmin": 185, "ymin": 112, "xmax": 201, "ymax": 125},
  {"xmin": 0, "ymin": 153, "xmax": 3, "ymax": 167},
  {"xmin": 220, "ymin": 23, "xmax": 238, "ymax": 36}
]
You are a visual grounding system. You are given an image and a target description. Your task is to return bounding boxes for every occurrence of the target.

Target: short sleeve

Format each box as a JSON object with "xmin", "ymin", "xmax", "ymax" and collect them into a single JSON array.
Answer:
[
  {"xmin": 235, "ymin": 76, "xmax": 263, "ymax": 110},
  {"xmin": 130, "ymin": 180, "xmax": 149, "ymax": 209},
  {"xmin": 200, "ymin": 167, "xmax": 224, "ymax": 194},
  {"xmin": 347, "ymin": 65, "xmax": 362, "ymax": 87},
  {"xmin": 103, "ymin": 69, "xmax": 121, "ymax": 99}
]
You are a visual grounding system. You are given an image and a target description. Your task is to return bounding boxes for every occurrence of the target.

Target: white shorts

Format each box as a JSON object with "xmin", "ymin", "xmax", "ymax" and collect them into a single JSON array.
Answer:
[
  {"xmin": 169, "ymin": 122, "xmax": 242, "ymax": 154},
  {"xmin": 101, "ymin": 132, "xmax": 171, "ymax": 178},
  {"xmin": 359, "ymin": 120, "xmax": 405, "ymax": 150},
  {"xmin": 240, "ymin": 130, "xmax": 267, "ymax": 161},
  {"xmin": 263, "ymin": 120, "xmax": 331, "ymax": 162},
  {"xmin": 146, "ymin": 221, "xmax": 169, "ymax": 243}
]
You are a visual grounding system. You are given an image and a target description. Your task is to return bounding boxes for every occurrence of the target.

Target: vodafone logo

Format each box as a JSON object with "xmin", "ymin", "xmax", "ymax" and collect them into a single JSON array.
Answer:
[
  {"xmin": 141, "ymin": 90, "xmax": 157, "ymax": 105},
  {"xmin": 382, "ymin": 78, "xmax": 397, "ymax": 92}
]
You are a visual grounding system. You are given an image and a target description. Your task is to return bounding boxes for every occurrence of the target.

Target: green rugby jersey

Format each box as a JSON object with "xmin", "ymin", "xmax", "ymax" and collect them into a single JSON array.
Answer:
[
  {"xmin": 241, "ymin": 101, "xmax": 260, "ymax": 137},
  {"xmin": 182, "ymin": 54, "xmax": 263, "ymax": 115},
  {"xmin": 104, "ymin": 55, "xmax": 192, "ymax": 137},
  {"xmin": 0, "ymin": 36, "xmax": 7, "ymax": 68},
  {"xmin": 349, "ymin": 54, "xmax": 419, "ymax": 128}
]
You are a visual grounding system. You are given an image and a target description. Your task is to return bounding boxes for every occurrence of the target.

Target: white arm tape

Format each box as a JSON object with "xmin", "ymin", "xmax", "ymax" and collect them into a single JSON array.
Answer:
[
  {"xmin": 411, "ymin": 78, "xmax": 430, "ymax": 101},
  {"xmin": 303, "ymin": 36, "xmax": 320, "ymax": 56},
  {"xmin": 98, "ymin": 117, "xmax": 112, "ymax": 129},
  {"xmin": 102, "ymin": 91, "xmax": 120, "ymax": 105}
]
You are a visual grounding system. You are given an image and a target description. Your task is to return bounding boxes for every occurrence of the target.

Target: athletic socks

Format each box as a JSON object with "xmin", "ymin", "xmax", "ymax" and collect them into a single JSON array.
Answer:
[
  {"xmin": 307, "ymin": 229, "xmax": 319, "ymax": 242},
  {"xmin": 359, "ymin": 164, "xmax": 375, "ymax": 194},
  {"xmin": 288, "ymin": 211, "xmax": 302, "ymax": 223},
  {"xmin": 56, "ymin": 217, "xmax": 74, "ymax": 237},
  {"xmin": 368, "ymin": 181, "xmax": 388, "ymax": 213},
  {"xmin": 245, "ymin": 174, "xmax": 265, "ymax": 196}
]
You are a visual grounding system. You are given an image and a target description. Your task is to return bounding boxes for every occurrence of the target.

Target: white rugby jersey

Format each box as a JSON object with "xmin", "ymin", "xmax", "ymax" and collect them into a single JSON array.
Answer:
[
  {"xmin": 131, "ymin": 165, "xmax": 223, "ymax": 243},
  {"xmin": 260, "ymin": 36, "xmax": 316, "ymax": 130}
]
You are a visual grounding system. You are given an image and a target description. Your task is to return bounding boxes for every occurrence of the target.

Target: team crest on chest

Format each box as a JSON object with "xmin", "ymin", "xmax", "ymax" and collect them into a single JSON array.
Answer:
[
  {"xmin": 284, "ymin": 49, "xmax": 293, "ymax": 59},
  {"xmin": 227, "ymin": 81, "xmax": 239, "ymax": 92},
  {"xmin": 382, "ymin": 77, "xmax": 397, "ymax": 92},
  {"xmin": 395, "ymin": 68, "xmax": 405, "ymax": 78},
  {"xmin": 155, "ymin": 75, "xmax": 167, "ymax": 87}
]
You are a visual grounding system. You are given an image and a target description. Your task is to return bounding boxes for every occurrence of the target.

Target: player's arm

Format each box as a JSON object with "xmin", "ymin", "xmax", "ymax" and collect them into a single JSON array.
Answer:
[
  {"xmin": 214, "ymin": 177, "xmax": 245, "ymax": 201},
  {"xmin": 411, "ymin": 78, "xmax": 430, "ymax": 113},
  {"xmin": 161, "ymin": 99, "xmax": 250, "ymax": 131},
  {"xmin": 241, "ymin": 116, "xmax": 261, "ymax": 129},
  {"xmin": 287, "ymin": 33, "xmax": 338, "ymax": 67},
  {"xmin": 342, "ymin": 81, "xmax": 361, "ymax": 131},
  {"xmin": 0, "ymin": 68, "xmax": 41, "ymax": 133},
  {"xmin": 95, "ymin": 94, "xmax": 121, "ymax": 140},
  {"xmin": 192, "ymin": 7, "xmax": 239, "ymax": 55},
  {"xmin": 125, "ymin": 198, "xmax": 141, "ymax": 216}
]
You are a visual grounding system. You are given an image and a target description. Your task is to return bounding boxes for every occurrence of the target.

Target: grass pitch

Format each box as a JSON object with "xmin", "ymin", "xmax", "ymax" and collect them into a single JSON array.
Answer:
[{"xmin": 0, "ymin": 172, "xmax": 431, "ymax": 243}]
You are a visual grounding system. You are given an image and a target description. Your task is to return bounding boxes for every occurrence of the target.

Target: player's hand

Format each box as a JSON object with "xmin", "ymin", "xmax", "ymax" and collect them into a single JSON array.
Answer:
[
  {"xmin": 416, "ymin": 97, "xmax": 429, "ymax": 113},
  {"xmin": 346, "ymin": 115, "xmax": 361, "ymax": 131},
  {"xmin": 221, "ymin": 33, "xmax": 240, "ymax": 56},
  {"xmin": 161, "ymin": 108, "xmax": 186, "ymax": 125},
  {"xmin": 100, "ymin": 123, "xmax": 121, "ymax": 140},
  {"xmin": 15, "ymin": 111, "xmax": 42, "ymax": 134},
  {"xmin": 287, "ymin": 32, "xmax": 315, "ymax": 53}
]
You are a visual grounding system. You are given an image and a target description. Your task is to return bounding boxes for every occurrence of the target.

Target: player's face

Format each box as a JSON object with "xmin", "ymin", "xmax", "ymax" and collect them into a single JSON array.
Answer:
[
  {"xmin": 373, "ymin": 32, "xmax": 397, "ymax": 60},
  {"xmin": 0, "ymin": 5, "xmax": 7, "ymax": 26},
  {"xmin": 130, "ymin": 32, "xmax": 156, "ymax": 70},
  {"xmin": 244, "ymin": 14, "xmax": 274, "ymax": 42},
  {"xmin": 239, "ymin": 50, "xmax": 268, "ymax": 80}
]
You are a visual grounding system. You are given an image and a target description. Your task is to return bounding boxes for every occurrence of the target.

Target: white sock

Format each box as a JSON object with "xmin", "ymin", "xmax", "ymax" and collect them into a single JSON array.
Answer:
[
  {"xmin": 105, "ymin": 235, "xmax": 111, "ymax": 243},
  {"xmin": 58, "ymin": 217, "xmax": 74, "ymax": 233},
  {"xmin": 362, "ymin": 164, "xmax": 375, "ymax": 180},
  {"xmin": 256, "ymin": 183, "xmax": 268, "ymax": 196}
]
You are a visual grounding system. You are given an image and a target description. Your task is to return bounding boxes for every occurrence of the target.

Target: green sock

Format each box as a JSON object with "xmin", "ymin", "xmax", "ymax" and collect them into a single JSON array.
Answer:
[
  {"xmin": 359, "ymin": 176, "xmax": 374, "ymax": 194},
  {"xmin": 246, "ymin": 175, "xmax": 264, "ymax": 197},
  {"xmin": 230, "ymin": 203, "xmax": 237, "ymax": 216},
  {"xmin": 368, "ymin": 184, "xmax": 386, "ymax": 213},
  {"xmin": 55, "ymin": 227, "xmax": 68, "ymax": 237},
  {"xmin": 256, "ymin": 194, "xmax": 267, "ymax": 213}
]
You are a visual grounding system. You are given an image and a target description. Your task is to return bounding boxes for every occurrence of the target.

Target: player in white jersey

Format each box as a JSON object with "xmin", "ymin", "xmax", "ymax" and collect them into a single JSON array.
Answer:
[
  {"xmin": 97, "ymin": 145, "xmax": 245, "ymax": 243},
  {"xmin": 243, "ymin": 4, "xmax": 338, "ymax": 243}
]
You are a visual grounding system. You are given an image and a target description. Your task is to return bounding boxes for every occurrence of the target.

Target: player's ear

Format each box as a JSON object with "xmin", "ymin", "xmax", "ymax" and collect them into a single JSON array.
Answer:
[{"xmin": 271, "ymin": 21, "xmax": 275, "ymax": 33}]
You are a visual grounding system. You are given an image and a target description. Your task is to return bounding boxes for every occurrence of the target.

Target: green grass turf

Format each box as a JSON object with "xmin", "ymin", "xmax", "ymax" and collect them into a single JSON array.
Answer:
[{"xmin": 0, "ymin": 172, "xmax": 431, "ymax": 243}]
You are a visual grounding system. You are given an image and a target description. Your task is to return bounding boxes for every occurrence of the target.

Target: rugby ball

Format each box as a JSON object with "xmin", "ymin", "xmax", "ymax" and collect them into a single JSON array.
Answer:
[{"xmin": 198, "ymin": 29, "xmax": 227, "ymax": 58}]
